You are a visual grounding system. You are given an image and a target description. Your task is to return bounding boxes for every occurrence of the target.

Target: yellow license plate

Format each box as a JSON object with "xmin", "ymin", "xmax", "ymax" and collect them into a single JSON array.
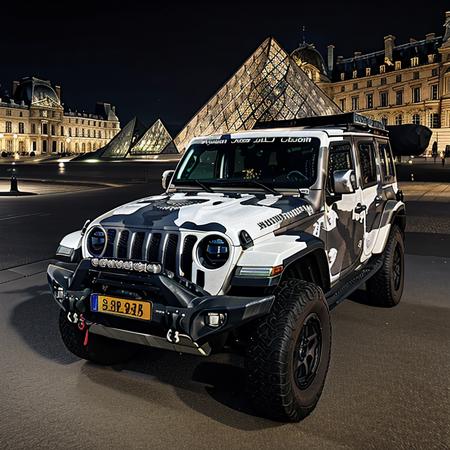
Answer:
[{"xmin": 90, "ymin": 294, "xmax": 151, "ymax": 321}]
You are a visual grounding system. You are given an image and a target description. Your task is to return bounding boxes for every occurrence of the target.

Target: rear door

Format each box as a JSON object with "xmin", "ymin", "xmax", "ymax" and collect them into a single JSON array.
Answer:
[{"xmin": 355, "ymin": 139, "xmax": 384, "ymax": 257}]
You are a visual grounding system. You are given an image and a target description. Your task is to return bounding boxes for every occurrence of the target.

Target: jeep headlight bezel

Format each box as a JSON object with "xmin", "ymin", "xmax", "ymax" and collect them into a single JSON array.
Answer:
[
  {"xmin": 197, "ymin": 235, "xmax": 230, "ymax": 269},
  {"xmin": 86, "ymin": 226, "xmax": 107, "ymax": 257}
]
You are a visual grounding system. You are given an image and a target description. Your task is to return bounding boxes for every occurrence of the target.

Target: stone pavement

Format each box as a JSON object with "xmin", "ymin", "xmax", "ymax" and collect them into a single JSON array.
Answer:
[{"xmin": 400, "ymin": 181, "xmax": 450, "ymax": 202}]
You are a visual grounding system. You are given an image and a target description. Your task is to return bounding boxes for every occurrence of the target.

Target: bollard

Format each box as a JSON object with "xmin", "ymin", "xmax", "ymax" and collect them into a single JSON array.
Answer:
[{"xmin": 10, "ymin": 175, "xmax": 19, "ymax": 192}]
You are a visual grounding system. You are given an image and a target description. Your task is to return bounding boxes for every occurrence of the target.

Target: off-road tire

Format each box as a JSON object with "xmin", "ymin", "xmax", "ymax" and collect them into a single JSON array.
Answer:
[
  {"xmin": 366, "ymin": 224, "xmax": 404, "ymax": 307},
  {"xmin": 59, "ymin": 309, "xmax": 137, "ymax": 365},
  {"xmin": 246, "ymin": 279, "xmax": 331, "ymax": 422}
]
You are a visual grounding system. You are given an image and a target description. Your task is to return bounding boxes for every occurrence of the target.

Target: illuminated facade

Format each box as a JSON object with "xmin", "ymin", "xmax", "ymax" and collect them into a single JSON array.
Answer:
[
  {"xmin": 293, "ymin": 11, "xmax": 450, "ymax": 154},
  {"xmin": 0, "ymin": 77, "xmax": 120, "ymax": 155},
  {"xmin": 174, "ymin": 37, "xmax": 340, "ymax": 152}
]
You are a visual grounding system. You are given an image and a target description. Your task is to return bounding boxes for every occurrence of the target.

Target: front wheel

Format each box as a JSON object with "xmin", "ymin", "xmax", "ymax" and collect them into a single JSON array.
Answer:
[
  {"xmin": 246, "ymin": 279, "xmax": 331, "ymax": 422},
  {"xmin": 59, "ymin": 309, "xmax": 138, "ymax": 365}
]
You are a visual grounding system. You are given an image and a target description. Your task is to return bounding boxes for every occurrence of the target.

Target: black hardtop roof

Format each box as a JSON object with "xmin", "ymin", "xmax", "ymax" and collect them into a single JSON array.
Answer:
[{"xmin": 254, "ymin": 113, "xmax": 388, "ymax": 137}]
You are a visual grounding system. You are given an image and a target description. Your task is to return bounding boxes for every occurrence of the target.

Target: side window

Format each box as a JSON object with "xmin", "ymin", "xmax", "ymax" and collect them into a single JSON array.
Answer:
[
  {"xmin": 358, "ymin": 142, "xmax": 377, "ymax": 187},
  {"xmin": 379, "ymin": 142, "xmax": 396, "ymax": 183},
  {"xmin": 327, "ymin": 142, "xmax": 354, "ymax": 193}
]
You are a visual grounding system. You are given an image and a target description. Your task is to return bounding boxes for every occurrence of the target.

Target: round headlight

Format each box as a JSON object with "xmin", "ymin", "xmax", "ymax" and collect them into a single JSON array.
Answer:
[
  {"xmin": 198, "ymin": 235, "xmax": 229, "ymax": 269},
  {"xmin": 87, "ymin": 227, "xmax": 106, "ymax": 256}
]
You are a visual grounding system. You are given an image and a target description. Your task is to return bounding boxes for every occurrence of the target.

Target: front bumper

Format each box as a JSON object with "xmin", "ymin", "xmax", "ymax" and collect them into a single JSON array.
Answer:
[{"xmin": 47, "ymin": 259, "xmax": 274, "ymax": 356}]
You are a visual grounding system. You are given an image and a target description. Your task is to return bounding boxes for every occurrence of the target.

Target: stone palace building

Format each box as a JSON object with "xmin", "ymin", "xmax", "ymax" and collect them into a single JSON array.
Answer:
[
  {"xmin": 0, "ymin": 77, "xmax": 120, "ymax": 155},
  {"xmin": 292, "ymin": 11, "xmax": 450, "ymax": 154}
]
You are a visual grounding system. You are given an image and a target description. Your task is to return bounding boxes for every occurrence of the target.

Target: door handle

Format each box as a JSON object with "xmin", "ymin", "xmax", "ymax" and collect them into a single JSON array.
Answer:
[
  {"xmin": 354, "ymin": 203, "xmax": 367, "ymax": 214},
  {"xmin": 375, "ymin": 195, "xmax": 383, "ymax": 207}
]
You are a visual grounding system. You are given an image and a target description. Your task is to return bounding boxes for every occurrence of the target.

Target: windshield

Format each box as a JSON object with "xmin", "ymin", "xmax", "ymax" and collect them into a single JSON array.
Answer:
[{"xmin": 173, "ymin": 137, "xmax": 320, "ymax": 190}]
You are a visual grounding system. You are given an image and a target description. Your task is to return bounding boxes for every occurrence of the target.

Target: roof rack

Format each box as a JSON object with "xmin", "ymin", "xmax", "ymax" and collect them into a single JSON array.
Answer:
[{"xmin": 254, "ymin": 113, "xmax": 388, "ymax": 136}]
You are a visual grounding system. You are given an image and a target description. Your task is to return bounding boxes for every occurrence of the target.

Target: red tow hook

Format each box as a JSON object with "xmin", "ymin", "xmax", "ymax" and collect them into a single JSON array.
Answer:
[{"xmin": 78, "ymin": 314, "xmax": 89, "ymax": 347}]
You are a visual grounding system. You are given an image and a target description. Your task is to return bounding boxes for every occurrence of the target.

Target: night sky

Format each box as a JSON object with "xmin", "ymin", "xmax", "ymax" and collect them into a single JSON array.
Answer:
[{"xmin": 1, "ymin": 1, "xmax": 449, "ymax": 134}]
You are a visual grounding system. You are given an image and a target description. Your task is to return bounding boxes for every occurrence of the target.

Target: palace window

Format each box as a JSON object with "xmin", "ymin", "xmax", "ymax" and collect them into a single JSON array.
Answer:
[
  {"xmin": 380, "ymin": 77, "xmax": 387, "ymax": 85},
  {"xmin": 412, "ymin": 86, "xmax": 421, "ymax": 103},
  {"xmin": 396, "ymin": 74, "xmax": 402, "ymax": 83},
  {"xmin": 31, "ymin": 123, "xmax": 36, "ymax": 134},
  {"xmin": 411, "ymin": 56, "xmax": 419, "ymax": 67},
  {"xmin": 432, "ymin": 68, "xmax": 438, "ymax": 77},
  {"xmin": 353, "ymin": 82, "xmax": 358, "ymax": 90},
  {"xmin": 82, "ymin": 129, "xmax": 85, "ymax": 137},
  {"xmin": 75, "ymin": 128, "xmax": 79, "ymax": 137},
  {"xmin": 18, "ymin": 122, "xmax": 24, "ymax": 134},
  {"xmin": 68, "ymin": 128, "xmax": 72, "ymax": 137},
  {"xmin": 367, "ymin": 80, "xmax": 372, "ymax": 88},
  {"xmin": 87, "ymin": 129, "xmax": 90, "ymax": 138},
  {"xmin": 353, "ymin": 70, "xmax": 358, "ymax": 79},
  {"xmin": 366, "ymin": 93, "xmax": 373, "ymax": 109},
  {"xmin": 395, "ymin": 90, "xmax": 403, "ymax": 105},
  {"xmin": 429, "ymin": 113, "xmax": 440, "ymax": 128},
  {"xmin": 379, "ymin": 65, "xmax": 386, "ymax": 74},
  {"xmin": 412, "ymin": 114, "xmax": 421, "ymax": 125},
  {"xmin": 98, "ymin": 130, "xmax": 102, "ymax": 139},
  {"xmin": 6, "ymin": 109, "xmax": 11, "ymax": 116},
  {"xmin": 51, "ymin": 125, "xmax": 55, "ymax": 136},
  {"xmin": 395, "ymin": 61, "xmax": 401, "ymax": 70},
  {"xmin": 351, "ymin": 96, "xmax": 359, "ymax": 110},
  {"xmin": 366, "ymin": 67, "xmax": 371, "ymax": 76},
  {"xmin": 380, "ymin": 91, "xmax": 389, "ymax": 107},
  {"xmin": 430, "ymin": 84, "xmax": 438, "ymax": 100},
  {"xmin": 413, "ymin": 71, "xmax": 420, "ymax": 80},
  {"xmin": 82, "ymin": 143, "xmax": 86, "ymax": 152},
  {"xmin": 340, "ymin": 73, "xmax": 345, "ymax": 81},
  {"xmin": 395, "ymin": 114, "xmax": 403, "ymax": 125},
  {"xmin": 5, "ymin": 121, "xmax": 12, "ymax": 133},
  {"xmin": 381, "ymin": 116, "xmax": 388, "ymax": 127},
  {"xmin": 428, "ymin": 54, "xmax": 435, "ymax": 64},
  {"xmin": 340, "ymin": 85, "xmax": 345, "ymax": 92},
  {"xmin": 19, "ymin": 111, "xmax": 23, "ymax": 117}
]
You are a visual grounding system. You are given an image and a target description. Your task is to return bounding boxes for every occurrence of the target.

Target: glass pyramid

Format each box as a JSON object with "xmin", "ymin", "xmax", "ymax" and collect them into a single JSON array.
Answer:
[
  {"xmin": 99, "ymin": 117, "xmax": 146, "ymax": 159},
  {"xmin": 174, "ymin": 37, "xmax": 341, "ymax": 152},
  {"xmin": 127, "ymin": 119, "xmax": 177, "ymax": 157}
]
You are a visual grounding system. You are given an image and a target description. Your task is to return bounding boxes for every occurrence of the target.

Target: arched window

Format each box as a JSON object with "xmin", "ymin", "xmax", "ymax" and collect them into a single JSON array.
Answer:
[
  {"xmin": 75, "ymin": 143, "xmax": 79, "ymax": 152},
  {"xmin": 82, "ymin": 143, "xmax": 86, "ymax": 152},
  {"xmin": 412, "ymin": 114, "xmax": 421, "ymax": 125},
  {"xmin": 395, "ymin": 114, "xmax": 403, "ymax": 125}
]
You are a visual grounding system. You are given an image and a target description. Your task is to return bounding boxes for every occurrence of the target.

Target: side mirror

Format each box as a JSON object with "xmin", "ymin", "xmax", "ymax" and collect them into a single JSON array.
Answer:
[
  {"xmin": 161, "ymin": 170, "xmax": 175, "ymax": 190},
  {"xmin": 333, "ymin": 169, "xmax": 356, "ymax": 194}
]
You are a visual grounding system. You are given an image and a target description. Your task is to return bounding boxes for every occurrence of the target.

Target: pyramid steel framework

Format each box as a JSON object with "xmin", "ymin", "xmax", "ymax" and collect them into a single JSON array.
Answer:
[
  {"xmin": 174, "ymin": 37, "xmax": 341, "ymax": 152},
  {"xmin": 99, "ymin": 117, "xmax": 146, "ymax": 159},
  {"xmin": 127, "ymin": 119, "xmax": 178, "ymax": 157}
]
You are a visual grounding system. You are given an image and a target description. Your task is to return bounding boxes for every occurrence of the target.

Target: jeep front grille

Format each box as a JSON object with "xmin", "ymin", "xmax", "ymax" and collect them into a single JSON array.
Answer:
[{"xmin": 103, "ymin": 229, "xmax": 196, "ymax": 280}]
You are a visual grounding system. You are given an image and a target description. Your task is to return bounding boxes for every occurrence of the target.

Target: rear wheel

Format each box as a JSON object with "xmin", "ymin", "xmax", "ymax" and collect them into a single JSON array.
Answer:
[
  {"xmin": 246, "ymin": 279, "xmax": 331, "ymax": 422},
  {"xmin": 366, "ymin": 224, "xmax": 404, "ymax": 307},
  {"xmin": 59, "ymin": 309, "xmax": 137, "ymax": 365}
]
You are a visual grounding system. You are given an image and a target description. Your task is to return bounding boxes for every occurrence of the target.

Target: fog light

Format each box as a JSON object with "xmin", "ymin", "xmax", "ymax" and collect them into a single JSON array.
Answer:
[{"xmin": 206, "ymin": 312, "xmax": 227, "ymax": 328}]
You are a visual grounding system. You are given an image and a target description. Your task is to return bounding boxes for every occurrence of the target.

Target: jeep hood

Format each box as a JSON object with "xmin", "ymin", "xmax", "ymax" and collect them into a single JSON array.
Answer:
[{"xmin": 93, "ymin": 192, "xmax": 316, "ymax": 245}]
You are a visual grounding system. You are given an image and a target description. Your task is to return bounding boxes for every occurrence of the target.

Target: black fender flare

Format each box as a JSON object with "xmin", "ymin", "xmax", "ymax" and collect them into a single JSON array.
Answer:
[{"xmin": 282, "ymin": 234, "xmax": 330, "ymax": 293}]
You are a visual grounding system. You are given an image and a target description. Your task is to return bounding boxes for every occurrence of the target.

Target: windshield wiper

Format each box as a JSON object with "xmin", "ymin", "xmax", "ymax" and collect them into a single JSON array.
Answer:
[
  {"xmin": 213, "ymin": 179, "xmax": 280, "ymax": 196},
  {"xmin": 191, "ymin": 179, "xmax": 214, "ymax": 193}
]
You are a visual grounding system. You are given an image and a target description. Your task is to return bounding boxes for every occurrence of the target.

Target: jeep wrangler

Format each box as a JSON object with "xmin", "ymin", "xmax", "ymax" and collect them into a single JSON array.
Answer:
[{"xmin": 48, "ymin": 113, "xmax": 406, "ymax": 422}]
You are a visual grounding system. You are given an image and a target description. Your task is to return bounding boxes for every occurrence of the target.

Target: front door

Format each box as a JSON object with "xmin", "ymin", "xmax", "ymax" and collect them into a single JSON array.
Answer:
[{"xmin": 324, "ymin": 141, "xmax": 365, "ymax": 283}]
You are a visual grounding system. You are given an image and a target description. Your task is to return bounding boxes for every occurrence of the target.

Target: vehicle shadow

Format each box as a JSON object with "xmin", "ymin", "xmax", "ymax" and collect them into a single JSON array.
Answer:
[
  {"xmin": 8, "ymin": 279, "xmax": 280, "ymax": 430},
  {"xmin": 8, "ymin": 283, "xmax": 78, "ymax": 364}
]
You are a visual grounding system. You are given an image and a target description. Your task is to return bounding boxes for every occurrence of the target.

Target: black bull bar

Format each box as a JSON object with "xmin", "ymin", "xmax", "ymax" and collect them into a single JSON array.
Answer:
[{"xmin": 47, "ymin": 259, "xmax": 274, "ymax": 356}]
